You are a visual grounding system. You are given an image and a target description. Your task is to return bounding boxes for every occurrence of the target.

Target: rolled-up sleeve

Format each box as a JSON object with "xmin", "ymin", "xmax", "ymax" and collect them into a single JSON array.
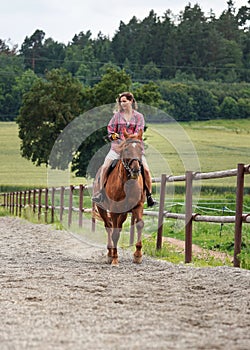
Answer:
[
  {"xmin": 107, "ymin": 114, "xmax": 118, "ymax": 136},
  {"xmin": 134, "ymin": 112, "xmax": 145, "ymax": 133}
]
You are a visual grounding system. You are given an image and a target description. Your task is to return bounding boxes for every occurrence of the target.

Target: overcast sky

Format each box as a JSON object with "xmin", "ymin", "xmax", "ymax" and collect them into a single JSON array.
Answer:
[{"xmin": 0, "ymin": 0, "xmax": 248, "ymax": 48}]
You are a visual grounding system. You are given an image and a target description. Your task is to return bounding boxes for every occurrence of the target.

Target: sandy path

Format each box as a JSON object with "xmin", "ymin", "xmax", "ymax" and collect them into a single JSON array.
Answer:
[{"xmin": 0, "ymin": 216, "xmax": 249, "ymax": 350}]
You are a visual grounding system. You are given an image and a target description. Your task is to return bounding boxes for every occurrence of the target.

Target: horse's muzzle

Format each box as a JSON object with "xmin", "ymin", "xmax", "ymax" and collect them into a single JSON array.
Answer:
[
  {"xmin": 130, "ymin": 171, "xmax": 140, "ymax": 179},
  {"xmin": 122, "ymin": 158, "xmax": 142, "ymax": 179}
]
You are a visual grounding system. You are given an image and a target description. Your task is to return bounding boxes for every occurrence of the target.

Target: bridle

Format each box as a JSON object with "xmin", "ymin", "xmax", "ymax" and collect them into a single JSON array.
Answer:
[{"xmin": 121, "ymin": 139, "xmax": 142, "ymax": 179}]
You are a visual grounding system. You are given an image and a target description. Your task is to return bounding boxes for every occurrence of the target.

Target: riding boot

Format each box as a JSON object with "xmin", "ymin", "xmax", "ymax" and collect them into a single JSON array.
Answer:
[
  {"xmin": 92, "ymin": 162, "xmax": 111, "ymax": 203},
  {"xmin": 143, "ymin": 167, "xmax": 157, "ymax": 207}
]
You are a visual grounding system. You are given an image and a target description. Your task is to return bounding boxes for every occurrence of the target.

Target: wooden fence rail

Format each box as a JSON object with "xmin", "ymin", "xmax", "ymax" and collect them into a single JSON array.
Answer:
[
  {"xmin": 153, "ymin": 163, "xmax": 250, "ymax": 267},
  {"xmin": 1, "ymin": 163, "xmax": 249, "ymax": 267}
]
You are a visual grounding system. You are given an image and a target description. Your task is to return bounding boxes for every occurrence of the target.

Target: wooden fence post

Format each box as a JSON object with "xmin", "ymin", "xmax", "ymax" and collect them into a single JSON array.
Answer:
[
  {"xmin": 23, "ymin": 191, "xmax": 27, "ymax": 207},
  {"xmin": 45, "ymin": 188, "xmax": 48, "ymax": 223},
  {"xmin": 92, "ymin": 201, "xmax": 96, "ymax": 232},
  {"xmin": 51, "ymin": 187, "xmax": 55, "ymax": 223},
  {"xmin": 11, "ymin": 192, "xmax": 14, "ymax": 215},
  {"xmin": 6, "ymin": 193, "xmax": 9, "ymax": 210},
  {"xmin": 156, "ymin": 174, "xmax": 167, "ymax": 250},
  {"xmin": 28, "ymin": 190, "xmax": 31, "ymax": 206},
  {"xmin": 185, "ymin": 171, "xmax": 193, "ymax": 263},
  {"xmin": 19, "ymin": 191, "xmax": 22, "ymax": 217},
  {"xmin": 79, "ymin": 184, "xmax": 84, "ymax": 228},
  {"xmin": 68, "ymin": 185, "xmax": 74, "ymax": 227},
  {"xmin": 15, "ymin": 192, "xmax": 18, "ymax": 216},
  {"xmin": 33, "ymin": 189, "xmax": 36, "ymax": 213},
  {"xmin": 60, "ymin": 186, "xmax": 65, "ymax": 223},
  {"xmin": 9, "ymin": 193, "xmax": 11, "ymax": 211},
  {"xmin": 234, "ymin": 163, "xmax": 245, "ymax": 267},
  {"xmin": 38, "ymin": 189, "xmax": 42, "ymax": 221}
]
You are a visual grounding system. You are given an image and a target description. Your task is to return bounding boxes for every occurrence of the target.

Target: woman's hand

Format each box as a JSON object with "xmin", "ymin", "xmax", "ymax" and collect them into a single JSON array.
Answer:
[{"xmin": 110, "ymin": 132, "xmax": 120, "ymax": 140}]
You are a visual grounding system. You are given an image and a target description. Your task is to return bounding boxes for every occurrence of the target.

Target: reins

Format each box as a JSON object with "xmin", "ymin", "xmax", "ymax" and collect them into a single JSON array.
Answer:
[
  {"xmin": 121, "ymin": 158, "xmax": 142, "ymax": 178},
  {"xmin": 119, "ymin": 137, "xmax": 143, "ymax": 179}
]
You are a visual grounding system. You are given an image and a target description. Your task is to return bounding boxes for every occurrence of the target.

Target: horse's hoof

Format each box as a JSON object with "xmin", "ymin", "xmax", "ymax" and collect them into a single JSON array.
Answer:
[
  {"xmin": 111, "ymin": 258, "xmax": 119, "ymax": 266},
  {"xmin": 133, "ymin": 255, "xmax": 143, "ymax": 264},
  {"xmin": 107, "ymin": 255, "xmax": 113, "ymax": 264},
  {"xmin": 107, "ymin": 248, "xmax": 113, "ymax": 264}
]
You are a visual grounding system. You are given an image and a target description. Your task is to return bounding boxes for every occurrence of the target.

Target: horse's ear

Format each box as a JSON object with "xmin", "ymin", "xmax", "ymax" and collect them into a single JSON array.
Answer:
[
  {"xmin": 123, "ymin": 129, "xmax": 129, "ymax": 139},
  {"xmin": 138, "ymin": 129, "xmax": 143, "ymax": 140}
]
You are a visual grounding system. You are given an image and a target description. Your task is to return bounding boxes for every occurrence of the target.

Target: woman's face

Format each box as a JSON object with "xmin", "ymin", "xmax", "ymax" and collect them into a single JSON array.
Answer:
[{"xmin": 120, "ymin": 96, "xmax": 133, "ymax": 111}]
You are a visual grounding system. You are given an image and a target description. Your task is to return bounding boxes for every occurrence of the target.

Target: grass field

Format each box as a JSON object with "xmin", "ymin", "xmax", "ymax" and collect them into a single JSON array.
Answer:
[
  {"xmin": 1, "ymin": 119, "xmax": 250, "ymax": 190},
  {"xmin": 0, "ymin": 122, "xmax": 86, "ymax": 191},
  {"xmin": 146, "ymin": 119, "xmax": 250, "ymax": 189}
]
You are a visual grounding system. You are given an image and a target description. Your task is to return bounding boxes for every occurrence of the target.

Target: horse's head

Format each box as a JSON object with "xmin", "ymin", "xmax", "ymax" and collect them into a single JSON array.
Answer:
[{"xmin": 120, "ymin": 129, "xmax": 143, "ymax": 179}]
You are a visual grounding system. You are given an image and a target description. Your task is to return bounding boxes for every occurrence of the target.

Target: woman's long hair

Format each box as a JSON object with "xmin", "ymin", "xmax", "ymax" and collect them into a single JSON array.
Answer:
[{"xmin": 113, "ymin": 91, "xmax": 138, "ymax": 112}]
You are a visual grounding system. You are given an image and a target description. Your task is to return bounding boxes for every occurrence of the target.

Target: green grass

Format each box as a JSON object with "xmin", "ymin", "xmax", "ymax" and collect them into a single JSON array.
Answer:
[
  {"xmin": 0, "ymin": 122, "xmax": 47, "ymax": 189},
  {"xmin": 141, "ymin": 234, "xmax": 232, "ymax": 268},
  {"xmin": 0, "ymin": 122, "xmax": 86, "ymax": 191},
  {"xmin": 145, "ymin": 119, "xmax": 250, "ymax": 188},
  {"xmin": 141, "ymin": 218, "xmax": 250, "ymax": 269}
]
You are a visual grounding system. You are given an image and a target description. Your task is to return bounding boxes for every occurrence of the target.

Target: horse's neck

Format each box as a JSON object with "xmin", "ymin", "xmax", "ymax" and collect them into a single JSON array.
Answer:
[{"xmin": 115, "ymin": 160, "xmax": 129, "ymax": 182}]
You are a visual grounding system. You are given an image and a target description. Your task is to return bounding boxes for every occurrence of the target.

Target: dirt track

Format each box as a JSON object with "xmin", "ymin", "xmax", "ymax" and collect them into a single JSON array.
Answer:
[{"xmin": 0, "ymin": 216, "xmax": 249, "ymax": 350}]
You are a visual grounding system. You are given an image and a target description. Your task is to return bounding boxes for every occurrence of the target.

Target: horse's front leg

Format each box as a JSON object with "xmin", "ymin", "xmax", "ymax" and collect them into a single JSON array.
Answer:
[
  {"xmin": 96, "ymin": 205, "xmax": 113, "ymax": 263},
  {"xmin": 109, "ymin": 213, "xmax": 127, "ymax": 265},
  {"xmin": 133, "ymin": 209, "xmax": 144, "ymax": 264},
  {"xmin": 106, "ymin": 227, "xmax": 113, "ymax": 264},
  {"xmin": 110, "ymin": 214, "xmax": 121, "ymax": 266}
]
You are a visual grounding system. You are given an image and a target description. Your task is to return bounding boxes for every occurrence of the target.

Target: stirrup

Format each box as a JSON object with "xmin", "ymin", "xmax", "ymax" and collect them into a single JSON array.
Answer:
[{"xmin": 147, "ymin": 194, "xmax": 157, "ymax": 207}]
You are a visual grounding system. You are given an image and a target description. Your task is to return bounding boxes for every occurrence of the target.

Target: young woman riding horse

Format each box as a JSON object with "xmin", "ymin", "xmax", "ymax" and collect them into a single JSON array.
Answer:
[
  {"xmin": 93, "ymin": 129, "xmax": 145, "ymax": 265},
  {"xmin": 92, "ymin": 91, "xmax": 156, "ymax": 207}
]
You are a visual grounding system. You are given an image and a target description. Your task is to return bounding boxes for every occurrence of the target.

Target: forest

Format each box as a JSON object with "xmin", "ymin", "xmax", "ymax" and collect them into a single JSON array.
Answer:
[{"xmin": 0, "ymin": 0, "xmax": 250, "ymax": 122}]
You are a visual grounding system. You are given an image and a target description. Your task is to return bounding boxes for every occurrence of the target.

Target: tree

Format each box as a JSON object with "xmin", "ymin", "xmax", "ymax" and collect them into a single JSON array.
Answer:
[
  {"xmin": 176, "ymin": 4, "xmax": 208, "ymax": 78},
  {"xmin": 238, "ymin": 97, "xmax": 250, "ymax": 118},
  {"xmin": 20, "ymin": 29, "xmax": 46, "ymax": 73},
  {"xmin": 219, "ymin": 96, "xmax": 240, "ymax": 118},
  {"xmin": 133, "ymin": 81, "xmax": 167, "ymax": 108},
  {"xmin": 16, "ymin": 68, "xmax": 84, "ymax": 166},
  {"xmin": 0, "ymin": 39, "xmax": 18, "ymax": 55},
  {"xmin": 11, "ymin": 69, "xmax": 39, "ymax": 119},
  {"xmin": 159, "ymin": 82, "xmax": 196, "ymax": 120},
  {"xmin": 41, "ymin": 38, "xmax": 66, "ymax": 71},
  {"xmin": 0, "ymin": 53, "xmax": 24, "ymax": 120},
  {"xmin": 189, "ymin": 86, "xmax": 219, "ymax": 120},
  {"xmin": 216, "ymin": 1, "xmax": 239, "ymax": 41},
  {"xmin": 92, "ymin": 32, "xmax": 113, "ymax": 64},
  {"xmin": 111, "ymin": 16, "xmax": 142, "ymax": 64},
  {"xmin": 141, "ymin": 61, "xmax": 161, "ymax": 80},
  {"xmin": 75, "ymin": 44, "xmax": 99, "ymax": 85}
]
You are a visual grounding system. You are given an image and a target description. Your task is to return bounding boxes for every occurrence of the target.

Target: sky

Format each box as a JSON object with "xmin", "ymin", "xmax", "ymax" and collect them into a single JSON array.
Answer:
[{"xmin": 0, "ymin": 0, "xmax": 248, "ymax": 48}]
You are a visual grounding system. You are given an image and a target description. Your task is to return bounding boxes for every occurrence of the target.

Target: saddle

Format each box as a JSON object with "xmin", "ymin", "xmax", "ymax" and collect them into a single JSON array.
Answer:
[
  {"xmin": 105, "ymin": 160, "xmax": 149, "ymax": 195},
  {"xmin": 107, "ymin": 159, "xmax": 119, "ymax": 177}
]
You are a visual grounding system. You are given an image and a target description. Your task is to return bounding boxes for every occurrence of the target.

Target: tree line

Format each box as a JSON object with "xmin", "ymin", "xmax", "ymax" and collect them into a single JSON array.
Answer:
[{"xmin": 0, "ymin": 1, "xmax": 250, "ymax": 122}]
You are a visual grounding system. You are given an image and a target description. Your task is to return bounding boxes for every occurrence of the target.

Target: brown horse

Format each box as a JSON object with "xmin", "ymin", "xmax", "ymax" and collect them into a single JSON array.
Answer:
[{"xmin": 93, "ymin": 129, "xmax": 145, "ymax": 265}]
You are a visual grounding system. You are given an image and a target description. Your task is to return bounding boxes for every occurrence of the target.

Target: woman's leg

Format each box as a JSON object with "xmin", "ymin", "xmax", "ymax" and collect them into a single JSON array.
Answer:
[
  {"xmin": 92, "ymin": 150, "xmax": 119, "ymax": 203},
  {"xmin": 142, "ymin": 156, "xmax": 157, "ymax": 207}
]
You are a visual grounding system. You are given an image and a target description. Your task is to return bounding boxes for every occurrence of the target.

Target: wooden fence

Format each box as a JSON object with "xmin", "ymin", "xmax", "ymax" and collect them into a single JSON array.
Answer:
[{"xmin": 1, "ymin": 163, "xmax": 250, "ymax": 267}]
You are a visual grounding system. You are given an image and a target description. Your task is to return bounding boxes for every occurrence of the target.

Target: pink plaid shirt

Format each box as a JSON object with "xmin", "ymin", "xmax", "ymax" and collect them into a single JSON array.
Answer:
[{"xmin": 108, "ymin": 110, "xmax": 145, "ymax": 152}]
